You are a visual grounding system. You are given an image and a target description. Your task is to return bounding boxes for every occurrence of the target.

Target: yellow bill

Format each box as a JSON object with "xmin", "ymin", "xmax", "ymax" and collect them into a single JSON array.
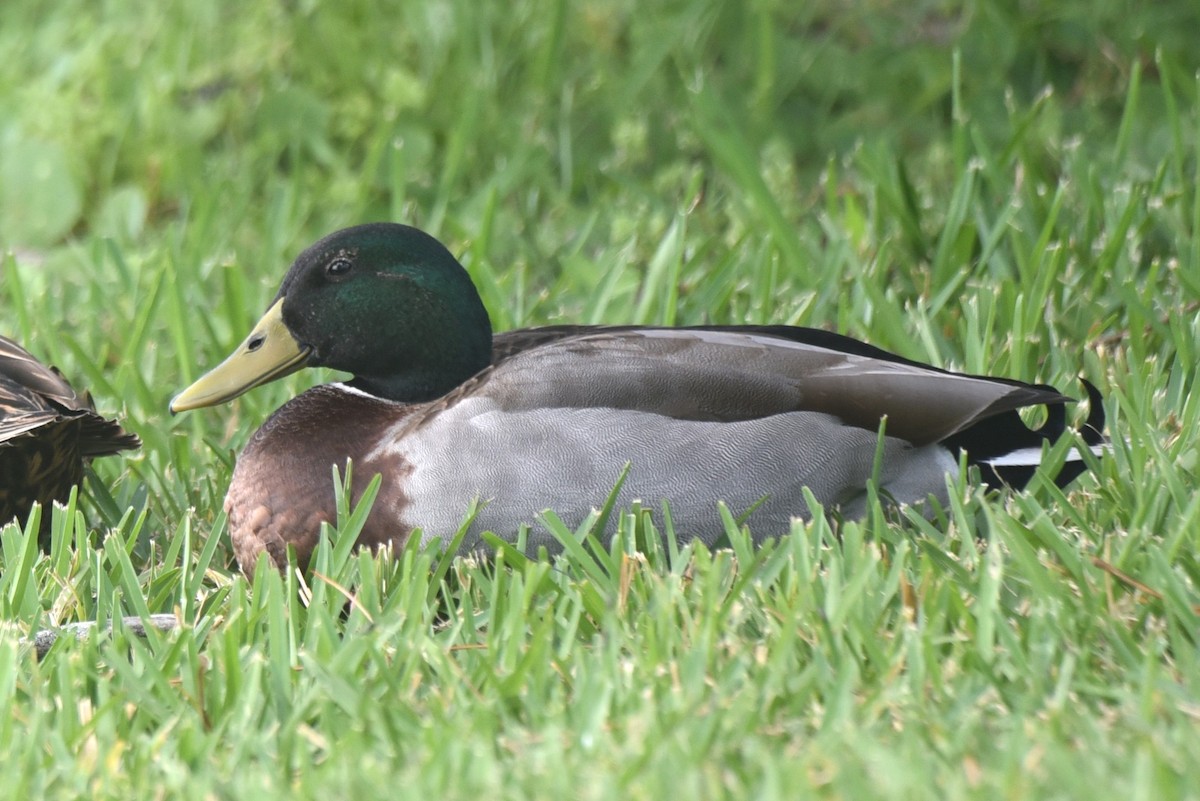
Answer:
[{"xmin": 170, "ymin": 298, "xmax": 310, "ymax": 413}]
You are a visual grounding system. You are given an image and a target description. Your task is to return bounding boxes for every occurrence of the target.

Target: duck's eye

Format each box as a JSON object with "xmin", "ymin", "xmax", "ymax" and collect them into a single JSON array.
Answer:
[{"xmin": 326, "ymin": 257, "xmax": 353, "ymax": 278}]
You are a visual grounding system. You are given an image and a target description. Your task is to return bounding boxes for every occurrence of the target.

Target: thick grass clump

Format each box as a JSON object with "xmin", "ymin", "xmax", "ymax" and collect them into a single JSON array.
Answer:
[{"xmin": 1, "ymin": 1, "xmax": 1198, "ymax": 798}]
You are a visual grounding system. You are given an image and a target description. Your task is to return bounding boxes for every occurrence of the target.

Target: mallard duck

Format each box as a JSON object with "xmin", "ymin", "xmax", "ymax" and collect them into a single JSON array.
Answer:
[
  {"xmin": 171, "ymin": 223, "xmax": 1104, "ymax": 577},
  {"xmin": 1, "ymin": 336, "xmax": 140, "ymax": 541}
]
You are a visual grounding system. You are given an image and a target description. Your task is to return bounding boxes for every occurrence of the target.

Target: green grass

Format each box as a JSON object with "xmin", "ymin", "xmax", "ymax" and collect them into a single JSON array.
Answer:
[{"xmin": 1, "ymin": 0, "xmax": 1199, "ymax": 797}]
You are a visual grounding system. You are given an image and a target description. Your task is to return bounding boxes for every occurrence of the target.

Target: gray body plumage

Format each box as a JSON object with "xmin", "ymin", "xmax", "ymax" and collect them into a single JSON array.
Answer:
[
  {"xmin": 225, "ymin": 326, "xmax": 1096, "ymax": 572},
  {"xmin": 259, "ymin": 327, "xmax": 1060, "ymax": 554},
  {"xmin": 390, "ymin": 400, "xmax": 954, "ymax": 551}
]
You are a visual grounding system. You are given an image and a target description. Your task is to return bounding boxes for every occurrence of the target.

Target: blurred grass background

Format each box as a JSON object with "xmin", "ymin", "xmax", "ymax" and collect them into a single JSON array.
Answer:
[{"xmin": 0, "ymin": 0, "xmax": 1198, "ymax": 798}]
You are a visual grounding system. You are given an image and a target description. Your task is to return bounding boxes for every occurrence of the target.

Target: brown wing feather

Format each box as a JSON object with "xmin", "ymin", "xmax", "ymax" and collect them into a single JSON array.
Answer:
[
  {"xmin": 0, "ymin": 336, "xmax": 139, "ymax": 457},
  {"xmin": 0, "ymin": 336, "xmax": 86, "ymax": 409}
]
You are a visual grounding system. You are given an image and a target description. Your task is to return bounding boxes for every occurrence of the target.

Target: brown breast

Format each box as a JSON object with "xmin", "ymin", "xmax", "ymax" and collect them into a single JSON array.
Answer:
[{"xmin": 225, "ymin": 384, "xmax": 417, "ymax": 578}]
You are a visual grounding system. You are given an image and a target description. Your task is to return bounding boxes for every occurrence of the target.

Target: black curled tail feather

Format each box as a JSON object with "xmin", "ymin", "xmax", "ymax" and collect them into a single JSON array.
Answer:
[
  {"xmin": 1076, "ymin": 379, "xmax": 1107, "ymax": 446},
  {"xmin": 943, "ymin": 379, "xmax": 1106, "ymax": 491}
]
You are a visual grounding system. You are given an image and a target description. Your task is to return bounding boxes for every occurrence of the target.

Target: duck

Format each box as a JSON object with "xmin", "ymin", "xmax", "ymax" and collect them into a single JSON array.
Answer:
[
  {"xmin": 171, "ymin": 222, "xmax": 1105, "ymax": 578},
  {"xmin": 1, "ymin": 336, "xmax": 141, "ymax": 542}
]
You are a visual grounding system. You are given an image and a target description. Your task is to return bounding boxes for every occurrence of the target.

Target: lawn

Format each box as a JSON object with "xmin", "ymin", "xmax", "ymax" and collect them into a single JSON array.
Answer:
[{"xmin": 1, "ymin": 0, "xmax": 1198, "ymax": 798}]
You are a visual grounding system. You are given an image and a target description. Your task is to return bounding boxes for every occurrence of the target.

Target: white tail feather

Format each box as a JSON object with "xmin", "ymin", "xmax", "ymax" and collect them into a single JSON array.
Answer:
[{"xmin": 982, "ymin": 442, "xmax": 1108, "ymax": 468}]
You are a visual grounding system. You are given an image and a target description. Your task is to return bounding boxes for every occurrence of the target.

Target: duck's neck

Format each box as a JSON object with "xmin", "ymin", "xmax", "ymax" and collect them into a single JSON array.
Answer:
[
  {"xmin": 348, "ymin": 362, "xmax": 481, "ymax": 403},
  {"xmin": 348, "ymin": 320, "xmax": 493, "ymax": 403}
]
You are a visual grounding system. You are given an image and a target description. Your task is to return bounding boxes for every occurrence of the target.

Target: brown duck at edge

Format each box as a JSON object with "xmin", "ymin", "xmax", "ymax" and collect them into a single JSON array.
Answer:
[
  {"xmin": 0, "ymin": 337, "xmax": 140, "ymax": 542},
  {"xmin": 171, "ymin": 223, "xmax": 1105, "ymax": 579}
]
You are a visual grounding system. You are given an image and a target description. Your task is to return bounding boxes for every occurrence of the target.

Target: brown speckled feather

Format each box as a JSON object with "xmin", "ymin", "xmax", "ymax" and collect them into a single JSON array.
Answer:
[{"xmin": 0, "ymin": 336, "xmax": 140, "ymax": 537}]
